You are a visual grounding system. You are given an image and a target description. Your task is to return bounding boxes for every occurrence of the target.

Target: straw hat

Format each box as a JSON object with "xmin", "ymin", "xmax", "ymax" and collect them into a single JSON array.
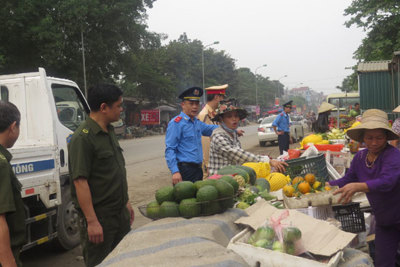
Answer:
[
  {"xmin": 393, "ymin": 105, "xmax": 400, "ymax": 113},
  {"xmin": 346, "ymin": 109, "xmax": 399, "ymax": 142},
  {"xmin": 318, "ymin": 102, "xmax": 336, "ymax": 114},
  {"xmin": 213, "ymin": 99, "xmax": 248, "ymax": 121}
]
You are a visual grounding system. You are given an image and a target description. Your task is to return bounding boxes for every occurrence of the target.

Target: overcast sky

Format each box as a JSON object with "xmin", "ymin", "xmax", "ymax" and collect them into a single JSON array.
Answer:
[{"xmin": 145, "ymin": 0, "xmax": 365, "ymax": 95}]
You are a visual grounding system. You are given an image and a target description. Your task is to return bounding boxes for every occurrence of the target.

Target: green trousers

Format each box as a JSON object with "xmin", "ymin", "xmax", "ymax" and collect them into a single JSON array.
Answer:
[{"xmin": 79, "ymin": 207, "xmax": 131, "ymax": 267}]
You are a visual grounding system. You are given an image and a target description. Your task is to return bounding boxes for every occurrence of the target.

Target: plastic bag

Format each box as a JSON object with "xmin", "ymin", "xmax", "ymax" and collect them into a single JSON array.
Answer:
[
  {"xmin": 300, "ymin": 144, "xmax": 318, "ymax": 158},
  {"xmin": 277, "ymin": 151, "xmax": 289, "ymax": 161},
  {"xmin": 288, "ymin": 149, "xmax": 301, "ymax": 160}
]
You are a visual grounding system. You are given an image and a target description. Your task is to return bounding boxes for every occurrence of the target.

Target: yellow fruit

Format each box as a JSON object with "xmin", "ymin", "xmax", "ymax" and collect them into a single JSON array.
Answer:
[
  {"xmin": 243, "ymin": 162, "xmax": 271, "ymax": 178},
  {"xmin": 313, "ymin": 181, "xmax": 322, "ymax": 190},
  {"xmin": 292, "ymin": 176, "xmax": 304, "ymax": 186},
  {"xmin": 324, "ymin": 186, "xmax": 331, "ymax": 191},
  {"xmin": 283, "ymin": 185, "xmax": 295, "ymax": 197},
  {"xmin": 267, "ymin": 173, "xmax": 291, "ymax": 191},
  {"xmin": 298, "ymin": 182, "xmax": 311, "ymax": 194},
  {"xmin": 304, "ymin": 173, "xmax": 316, "ymax": 185}
]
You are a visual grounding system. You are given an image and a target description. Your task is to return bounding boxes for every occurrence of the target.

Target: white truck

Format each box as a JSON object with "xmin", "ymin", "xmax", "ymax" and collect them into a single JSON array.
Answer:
[{"xmin": 0, "ymin": 68, "xmax": 90, "ymax": 251}]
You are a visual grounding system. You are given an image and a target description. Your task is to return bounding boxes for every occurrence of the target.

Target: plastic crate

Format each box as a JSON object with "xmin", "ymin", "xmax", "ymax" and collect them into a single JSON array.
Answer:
[
  {"xmin": 332, "ymin": 202, "xmax": 366, "ymax": 233},
  {"xmin": 285, "ymin": 153, "xmax": 329, "ymax": 183}
]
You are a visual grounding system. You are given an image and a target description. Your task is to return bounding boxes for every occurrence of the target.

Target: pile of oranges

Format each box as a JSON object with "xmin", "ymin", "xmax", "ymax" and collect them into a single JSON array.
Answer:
[{"xmin": 282, "ymin": 173, "xmax": 331, "ymax": 197}]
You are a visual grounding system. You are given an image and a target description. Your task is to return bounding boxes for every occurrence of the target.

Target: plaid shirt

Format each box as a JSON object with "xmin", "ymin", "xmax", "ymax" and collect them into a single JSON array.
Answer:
[{"xmin": 208, "ymin": 127, "xmax": 269, "ymax": 175}]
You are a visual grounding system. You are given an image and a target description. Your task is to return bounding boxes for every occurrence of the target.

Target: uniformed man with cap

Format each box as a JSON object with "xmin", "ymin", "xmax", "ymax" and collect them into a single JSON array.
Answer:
[
  {"xmin": 165, "ymin": 87, "xmax": 219, "ymax": 184},
  {"xmin": 197, "ymin": 84, "xmax": 227, "ymax": 178},
  {"xmin": 272, "ymin": 100, "xmax": 293, "ymax": 155}
]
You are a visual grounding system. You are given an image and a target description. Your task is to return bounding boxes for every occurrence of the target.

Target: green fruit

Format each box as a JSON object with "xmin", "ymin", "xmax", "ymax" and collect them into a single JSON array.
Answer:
[
  {"xmin": 215, "ymin": 180, "xmax": 234, "ymax": 198},
  {"xmin": 173, "ymin": 181, "xmax": 196, "ymax": 202},
  {"xmin": 179, "ymin": 198, "xmax": 201, "ymax": 218},
  {"xmin": 285, "ymin": 242, "xmax": 296, "ymax": 255},
  {"xmin": 196, "ymin": 185, "xmax": 218, "ymax": 202},
  {"xmin": 255, "ymin": 179, "xmax": 271, "ymax": 192},
  {"xmin": 217, "ymin": 166, "xmax": 250, "ymax": 183},
  {"xmin": 236, "ymin": 202, "xmax": 250, "ymax": 209},
  {"xmin": 220, "ymin": 176, "xmax": 239, "ymax": 193},
  {"xmin": 202, "ymin": 200, "xmax": 221, "ymax": 215},
  {"xmin": 155, "ymin": 186, "xmax": 174, "ymax": 204},
  {"xmin": 237, "ymin": 165, "xmax": 257, "ymax": 185},
  {"xmin": 259, "ymin": 190, "xmax": 277, "ymax": 201},
  {"xmin": 194, "ymin": 180, "xmax": 205, "ymax": 190},
  {"xmin": 272, "ymin": 241, "xmax": 284, "ymax": 252},
  {"xmin": 283, "ymin": 227, "xmax": 302, "ymax": 242},
  {"xmin": 159, "ymin": 201, "xmax": 180, "ymax": 218},
  {"xmin": 203, "ymin": 179, "xmax": 217, "ymax": 187},
  {"xmin": 146, "ymin": 201, "xmax": 160, "ymax": 219},
  {"xmin": 254, "ymin": 239, "xmax": 272, "ymax": 248},
  {"xmin": 249, "ymin": 186, "xmax": 259, "ymax": 194}
]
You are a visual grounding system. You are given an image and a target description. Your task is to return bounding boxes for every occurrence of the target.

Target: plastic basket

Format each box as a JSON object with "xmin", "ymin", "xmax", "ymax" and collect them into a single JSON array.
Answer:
[
  {"xmin": 332, "ymin": 202, "xmax": 366, "ymax": 233},
  {"xmin": 285, "ymin": 153, "xmax": 329, "ymax": 183},
  {"xmin": 138, "ymin": 196, "xmax": 235, "ymax": 220}
]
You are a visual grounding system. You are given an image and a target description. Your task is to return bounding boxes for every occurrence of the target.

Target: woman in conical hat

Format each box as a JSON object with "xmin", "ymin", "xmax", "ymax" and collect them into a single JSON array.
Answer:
[
  {"xmin": 390, "ymin": 104, "xmax": 400, "ymax": 149},
  {"xmin": 312, "ymin": 102, "xmax": 335, "ymax": 133},
  {"xmin": 328, "ymin": 109, "xmax": 400, "ymax": 267},
  {"xmin": 208, "ymin": 99, "xmax": 287, "ymax": 175}
]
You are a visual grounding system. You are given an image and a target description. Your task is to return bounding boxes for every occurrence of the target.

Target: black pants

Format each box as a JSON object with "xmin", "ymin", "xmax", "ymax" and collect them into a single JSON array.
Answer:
[
  {"xmin": 178, "ymin": 162, "xmax": 203, "ymax": 183},
  {"xmin": 278, "ymin": 132, "xmax": 290, "ymax": 155}
]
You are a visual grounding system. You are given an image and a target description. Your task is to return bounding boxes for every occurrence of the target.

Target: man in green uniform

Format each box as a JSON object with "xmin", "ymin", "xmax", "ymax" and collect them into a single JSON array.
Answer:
[
  {"xmin": 68, "ymin": 84, "xmax": 134, "ymax": 267},
  {"xmin": 0, "ymin": 101, "xmax": 26, "ymax": 267}
]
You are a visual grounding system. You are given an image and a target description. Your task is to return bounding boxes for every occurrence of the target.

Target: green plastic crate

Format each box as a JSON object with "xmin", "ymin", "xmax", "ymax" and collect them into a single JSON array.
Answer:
[{"xmin": 285, "ymin": 153, "xmax": 329, "ymax": 183}]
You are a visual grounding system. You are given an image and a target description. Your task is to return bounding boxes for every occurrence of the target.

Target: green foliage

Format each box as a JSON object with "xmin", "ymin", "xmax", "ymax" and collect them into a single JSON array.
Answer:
[{"xmin": 336, "ymin": 71, "xmax": 358, "ymax": 92}]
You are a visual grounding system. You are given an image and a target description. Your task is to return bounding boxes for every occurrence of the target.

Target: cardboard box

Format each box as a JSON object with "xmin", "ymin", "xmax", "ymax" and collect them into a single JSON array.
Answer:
[{"xmin": 231, "ymin": 200, "xmax": 356, "ymax": 266}]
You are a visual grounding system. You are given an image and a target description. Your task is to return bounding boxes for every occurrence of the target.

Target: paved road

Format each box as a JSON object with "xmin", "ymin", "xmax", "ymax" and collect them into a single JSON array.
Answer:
[{"xmin": 21, "ymin": 123, "xmax": 284, "ymax": 267}]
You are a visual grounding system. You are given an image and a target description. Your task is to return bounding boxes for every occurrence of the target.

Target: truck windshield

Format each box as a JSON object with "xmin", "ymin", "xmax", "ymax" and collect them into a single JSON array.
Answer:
[{"xmin": 52, "ymin": 84, "xmax": 89, "ymax": 131}]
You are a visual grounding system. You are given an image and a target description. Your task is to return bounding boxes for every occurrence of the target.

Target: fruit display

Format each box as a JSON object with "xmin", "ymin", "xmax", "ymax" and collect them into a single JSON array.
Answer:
[
  {"xmin": 242, "ymin": 162, "xmax": 271, "ymax": 178},
  {"xmin": 282, "ymin": 173, "xmax": 331, "ymax": 198},
  {"xmin": 144, "ymin": 178, "xmax": 237, "ymax": 219},
  {"xmin": 247, "ymin": 225, "xmax": 302, "ymax": 255},
  {"xmin": 326, "ymin": 128, "xmax": 346, "ymax": 140},
  {"xmin": 265, "ymin": 173, "xmax": 291, "ymax": 191}
]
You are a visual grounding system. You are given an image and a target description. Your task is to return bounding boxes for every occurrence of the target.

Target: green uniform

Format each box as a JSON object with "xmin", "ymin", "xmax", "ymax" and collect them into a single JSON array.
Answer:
[
  {"xmin": 0, "ymin": 145, "xmax": 26, "ymax": 267},
  {"xmin": 68, "ymin": 117, "xmax": 130, "ymax": 267}
]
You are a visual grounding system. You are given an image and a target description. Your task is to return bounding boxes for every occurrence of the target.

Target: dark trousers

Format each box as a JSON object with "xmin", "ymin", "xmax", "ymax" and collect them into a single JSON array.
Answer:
[
  {"xmin": 374, "ymin": 223, "xmax": 400, "ymax": 267},
  {"xmin": 178, "ymin": 162, "xmax": 203, "ymax": 183},
  {"xmin": 278, "ymin": 132, "xmax": 290, "ymax": 155},
  {"xmin": 79, "ymin": 207, "xmax": 131, "ymax": 267}
]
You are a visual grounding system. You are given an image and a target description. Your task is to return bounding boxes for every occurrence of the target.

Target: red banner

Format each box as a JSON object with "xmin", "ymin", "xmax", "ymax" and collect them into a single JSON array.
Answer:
[{"xmin": 140, "ymin": 109, "xmax": 160, "ymax": 125}]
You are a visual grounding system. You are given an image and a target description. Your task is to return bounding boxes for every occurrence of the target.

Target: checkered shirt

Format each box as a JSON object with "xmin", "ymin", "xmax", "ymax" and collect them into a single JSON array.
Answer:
[{"xmin": 208, "ymin": 127, "xmax": 269, "ymax": 175}]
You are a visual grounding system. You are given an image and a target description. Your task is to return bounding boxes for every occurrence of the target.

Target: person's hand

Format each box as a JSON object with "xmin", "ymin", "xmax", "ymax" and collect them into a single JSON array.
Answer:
[
  {"xmin": 270, "ymin": 159, "xmax": 288, "ymax": 173},
  {"xmin": 333, "ymin": 182, "xmax": 368, "ymax": 204},
  {"xmin": 87, "ymin": 219, "xmax": 103, "ymax": 244},
  {"xmin": 237, "ymin": 129, "xmax": 245, "ymax": 136},
  {"xmin": 126, "ymin": 202, "xmax": 135, "ymax": 225},
  {"xmin": 276, "ymin": 131, "xmax": 284, "ymax": 135},
  {"xmin": 172, "ymin": 172, "xmax": 182, "ymax": 185},
  {"xmin": 289, "ymin": 137, "xmax": 294, "ymax": 144}
]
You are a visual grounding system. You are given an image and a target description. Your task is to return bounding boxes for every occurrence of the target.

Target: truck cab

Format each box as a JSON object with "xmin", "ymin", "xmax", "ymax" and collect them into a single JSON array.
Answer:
[{"xmin": 0, "ymin": 68, "xmax": 89, "ymax": 250}]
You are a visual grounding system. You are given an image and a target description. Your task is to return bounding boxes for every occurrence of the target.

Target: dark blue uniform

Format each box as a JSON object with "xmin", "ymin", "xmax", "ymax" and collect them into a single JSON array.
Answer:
[{"xmin": 165, "ymin": 112, "xmax": 218, "ymax": 182}]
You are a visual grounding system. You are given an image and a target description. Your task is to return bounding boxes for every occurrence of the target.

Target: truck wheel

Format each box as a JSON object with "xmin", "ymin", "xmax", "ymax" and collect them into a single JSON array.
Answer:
[
  {"xmin": 53, "ymin": 186, "xmax": 80, "ymax": 250},
  {"xmin": 259, "ymin": 141, "xmax": 266, "ymax": 147}
]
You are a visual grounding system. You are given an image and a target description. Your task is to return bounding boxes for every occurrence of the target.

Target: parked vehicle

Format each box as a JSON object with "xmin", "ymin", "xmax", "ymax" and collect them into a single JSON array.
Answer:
[
  {"xmin": 257, "ymin": 115, "xmax": 305, "ymax": 147},
  {"xmin": 0, "ymin": 68, "xmax": 89, "ymax": 251},
  {"xmin": 326, "ymin": 92, "xmax": 359, "ymax": 114}
]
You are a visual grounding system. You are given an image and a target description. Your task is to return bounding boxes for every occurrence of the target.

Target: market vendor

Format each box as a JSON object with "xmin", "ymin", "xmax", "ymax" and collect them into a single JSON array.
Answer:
[
  {"xmin": 389, "ymin": 104, "xmax": 400, "ymax": 149},
  {"xmin": 327, "ymin": 109, "xmax": 400, "ymax": 267},
  {"xmin": 312, "ymin": 102, "xmax": 335, "ymax": 133},
  {"xmin": 208, "ymin": 99, "xmax": 287, "ymax": 175}
]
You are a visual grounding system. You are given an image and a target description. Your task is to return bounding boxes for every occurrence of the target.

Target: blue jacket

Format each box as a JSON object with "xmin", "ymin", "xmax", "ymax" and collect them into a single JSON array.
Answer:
[
  {"xmin": 165, "ymin": 112, "xmax": 218, "ymax": 174},
  {"xmin": 272, "ymin": 112, "xmax": 291, "ymax": 133}
]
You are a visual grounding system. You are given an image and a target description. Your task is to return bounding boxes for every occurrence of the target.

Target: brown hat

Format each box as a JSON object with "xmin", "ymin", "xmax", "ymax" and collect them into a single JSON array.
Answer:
[
  {"xmin": 213, "ymin": 99, "xmax": 247, "ymax": 121},
  {"xmin": 318, "ymin": 102, "xmax": 336, "ymax": 114},
  {"xmin": 346, "ymin": 109, "xmax": 399, "ymax": 142}
]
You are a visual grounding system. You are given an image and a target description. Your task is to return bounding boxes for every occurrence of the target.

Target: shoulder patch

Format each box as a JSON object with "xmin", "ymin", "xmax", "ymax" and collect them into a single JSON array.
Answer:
[
  {"xmin": 82, "ymin": 128, "xmax": 89, "ymax": 134},
  {"xmin": 174, "ymin": 116, "xmax": 182, "ymax": 123},
  {"xmin": 0, "ymin": 154, "xmax": 6, "ymax": 161}
]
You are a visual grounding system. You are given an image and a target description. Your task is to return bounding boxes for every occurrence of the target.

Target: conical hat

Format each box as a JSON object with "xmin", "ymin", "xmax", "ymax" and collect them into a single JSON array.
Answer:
[
  {"xmin": 393, "ymin": 105, "xmax": 400, "ymax": 113},
  {"xmin": 346, "ymin": 109, "xmax": 399, "ymax": 142},
  {"xmin": 318, "ymin": 102, "xmax": 336, "ymax": 114}
]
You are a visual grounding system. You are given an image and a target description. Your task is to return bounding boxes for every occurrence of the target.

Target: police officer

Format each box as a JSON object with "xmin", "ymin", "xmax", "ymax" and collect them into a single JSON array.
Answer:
[
  {"xmin": 197, "ymin": 84, "xmax": 227, "ymax": 178},
  {"xmin": 68, "ymin": 84, "xmax": 134, "ymax": 267},
  {"xmin": 0, "ymin": 101, "xmax": 25, "ymax": 267},
  {"xmin": 272, "ymin": 100, "xmax": 293, "ymax": 155},
  {"xmin": 165, "ymin": 87, "xmax": 219, "ymax": 184}
]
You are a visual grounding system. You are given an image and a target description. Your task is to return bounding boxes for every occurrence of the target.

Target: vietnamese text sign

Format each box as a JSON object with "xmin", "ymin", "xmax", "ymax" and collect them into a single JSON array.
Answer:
[{"xmin": 141, "ymin": 109, "xmax": 160, "ymax": 125}]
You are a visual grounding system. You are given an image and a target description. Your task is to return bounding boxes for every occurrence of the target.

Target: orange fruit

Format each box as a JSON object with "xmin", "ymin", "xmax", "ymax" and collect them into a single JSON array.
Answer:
[
  {"xmin": 324, "ymin": 186, "xmax": 331, "ymax": 191},
  {"xmin": 298, "ymin": 181, "xmax": 311, "ymax": 194},
  {"xmin": 292, "ymin": 176, "xmax": 304, "ymax": 185},
  {"xmin": 283, "ymin": 185, "xmax": 295, "ymax": 197},
  {"xmin": 304, "ymin": 173, "xmax": 316, "ymax": 185}
]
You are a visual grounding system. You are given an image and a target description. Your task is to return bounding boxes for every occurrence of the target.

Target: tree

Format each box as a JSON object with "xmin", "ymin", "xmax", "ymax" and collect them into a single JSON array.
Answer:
[
  {"xmin": 336, "ymin": 71, "xmax": 358, "ymax": 92},
  {"xmin": 0, "ymin": 0, "xmax": 158, "ymax": 89}
]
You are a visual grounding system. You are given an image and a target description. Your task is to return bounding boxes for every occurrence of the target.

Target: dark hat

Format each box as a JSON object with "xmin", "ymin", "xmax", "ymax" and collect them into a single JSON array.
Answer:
[
  {"xmin": 283, "ymin": 100, "xmax": 293, "ymax": 107},
  {"xmin": 213, "ymin": 99, "xmax": 248, "ymax": 121},
  {"xmin": 178, "ymin": 87, "xmax": 203, "ymax": 101}
]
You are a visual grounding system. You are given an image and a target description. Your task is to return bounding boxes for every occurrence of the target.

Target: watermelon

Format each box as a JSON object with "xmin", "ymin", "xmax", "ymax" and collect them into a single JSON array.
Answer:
[{"xmin": 217, "ymin": 166, "xmax": 250, "ymax": 183}]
